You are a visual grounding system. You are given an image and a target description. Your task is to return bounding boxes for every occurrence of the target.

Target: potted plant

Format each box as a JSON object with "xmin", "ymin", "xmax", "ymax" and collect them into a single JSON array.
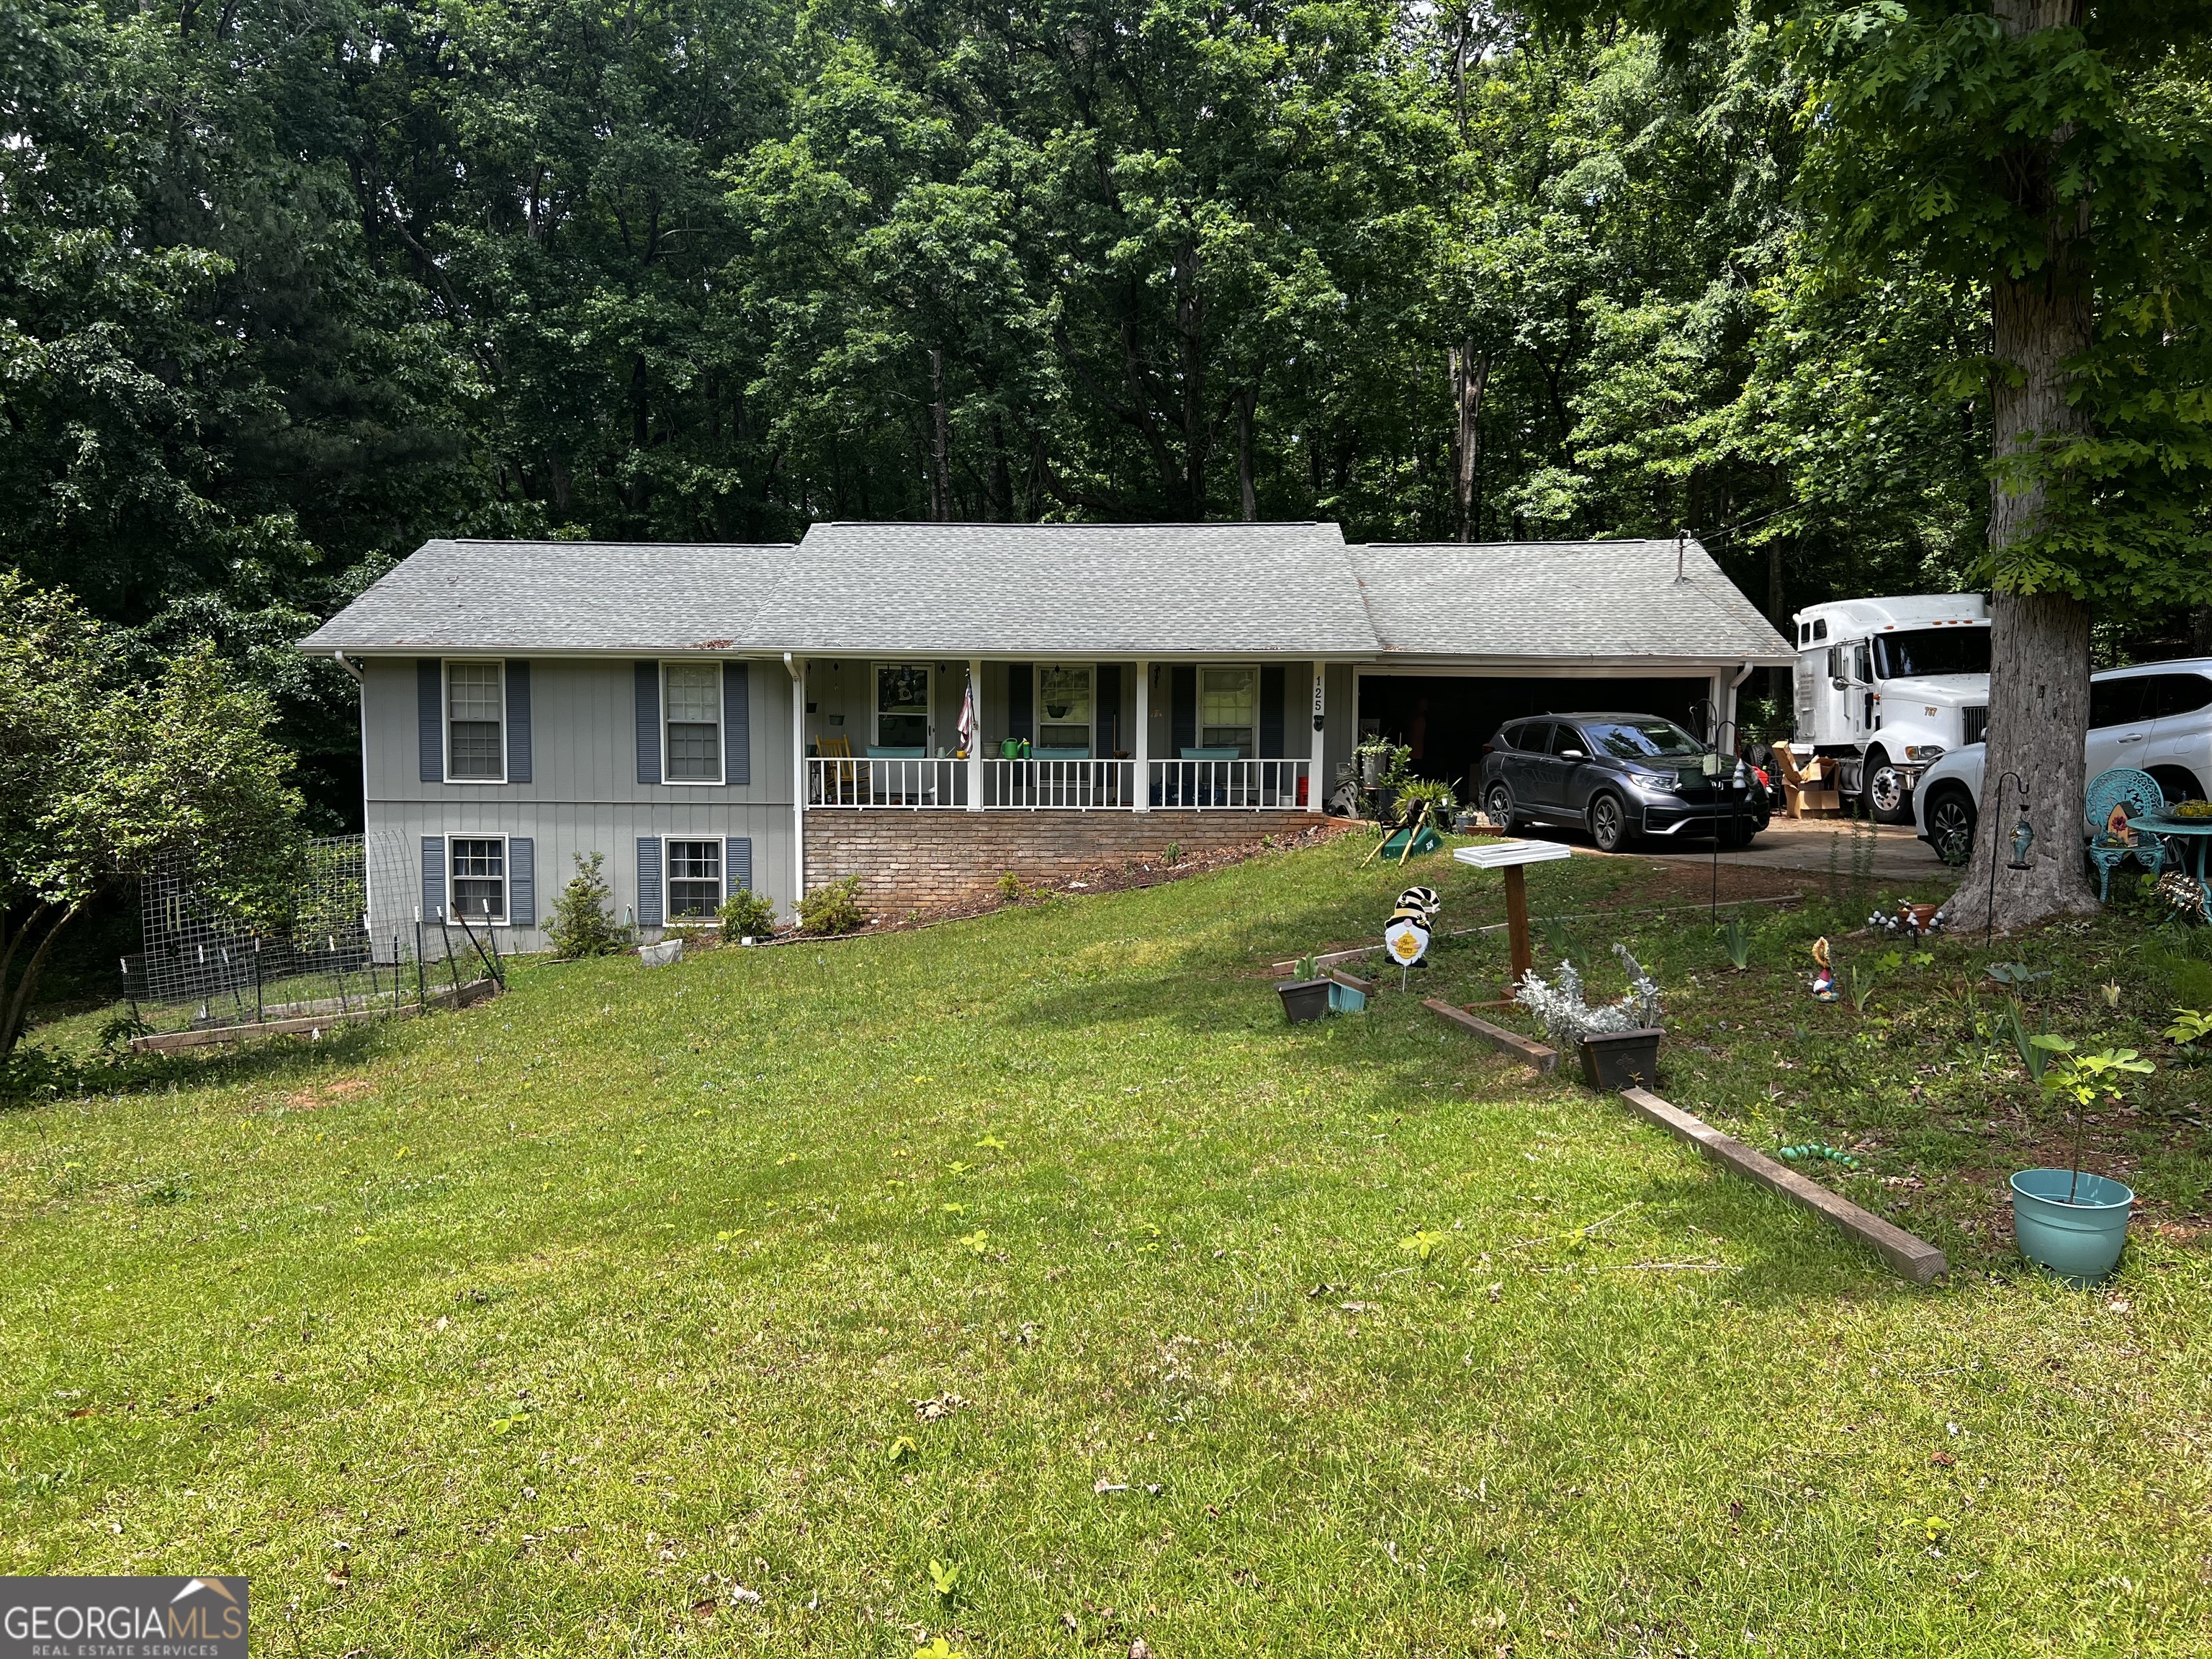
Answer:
[
  {"xmin": 2010, "ymin": 1038, "xmax": 2151, "ymax": 1283},
  {"xmin": 1277, "ymin": 954, "xmax": 1333, "ymax": 1025},
  {"xmin": 1514, "ymin": 945, "xmax": 1666, "ymax": 1089}
]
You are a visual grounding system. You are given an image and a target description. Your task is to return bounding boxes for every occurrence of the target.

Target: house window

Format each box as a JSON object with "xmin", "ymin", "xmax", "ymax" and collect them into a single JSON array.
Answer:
[
  {"xmin": 665, "ymin": 839, "xmax": 723, "ymax": 920},
  {"xmin": 1036, "ymin": 665, "xmax": 1092, "ymax": 751},
  {"xmin": 876, "ymin": 663, "xmax": 930, "ymax": 750},
  {"xmin": 664, "ymin": 662, "xmax": 723, "ymax": 783},
  {"xmin": 446, "ymin": 662, "xmax": 505, "ymax": 781},
  {"xmin": 449, "ymin": 837, "xmax": 507, "ymax": 922},
  {"xmin": 1200, "ymin": 665, "xmax": 1257, "ymax": 755}
]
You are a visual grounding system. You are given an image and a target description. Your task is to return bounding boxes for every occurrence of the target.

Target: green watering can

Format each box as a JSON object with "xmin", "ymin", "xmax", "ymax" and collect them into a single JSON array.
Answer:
[{"xmin": 999, "ymin": 737, "xmax": 1033, "ymax": 759}]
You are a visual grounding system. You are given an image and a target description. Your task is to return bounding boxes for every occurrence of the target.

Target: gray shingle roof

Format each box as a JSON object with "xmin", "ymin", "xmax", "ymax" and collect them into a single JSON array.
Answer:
[
  {"xmin": 758, "ymin": 521, "xmax": 1372, "ymax": 655},
  {"xmin": 301, "ymin": 526, "xmax": 1794, "ymax": 665},
  {"xmin": 1347, "ymin": 539, "xmax": 1794, "ymax": 665},
  {"xmin": 299, "ymin": 540, "xmax": 794, "ymax": 655}
]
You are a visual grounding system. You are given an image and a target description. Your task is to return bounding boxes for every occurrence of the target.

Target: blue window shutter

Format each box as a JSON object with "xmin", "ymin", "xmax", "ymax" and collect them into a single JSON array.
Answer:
[
  {"xmin": 1261, "ymin": 665, "xmax": 1286, "ymax": 757},
  {"xmin": 724, "ymin": 661, "xmax": 750, "ymax": 786},
  {"xmin": 421, "ymin": 836, "xmax": 446, "ymax": 920},
  {"xmin": 1007, "ymin": 663, "xmax": 1033, "ymax": 742},
  {"xmin": 635, "ymin": 662, "xmax": 662, "ymax": 784},
  {"xmin": 637, "ymin": 837, "xmax": 663, "ymax": 928},
  {"xmin": 418, "ymin": 660, "xmax": 442, "ymax": 781},
  {"xmin": 1171, "ymin": 666, "xmax": 1196, "ymax": 754},
  {"xmin": 508, "ymin": 837, "xmax": 535, "ymax": 928},
  {"xmin": 505, "ymin": 661, "xmax": 532, "ymax": 783},
  {"xmin": 726, "ymin": 837, "xmax": 752, "ymax": 897},
  {"xmin": 1096, "ymin": 664, "xmax": 1121, "ymax": 757}
]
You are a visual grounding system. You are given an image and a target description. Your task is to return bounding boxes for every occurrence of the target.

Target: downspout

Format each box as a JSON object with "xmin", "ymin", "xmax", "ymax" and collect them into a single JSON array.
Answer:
[
  {"xmin": 786, "ymin": 652, "xmax": 805, "ymax": 917},
  {"xmin": 1726, "ymin": 660, "xmax": 1755, "ymax": 740}
]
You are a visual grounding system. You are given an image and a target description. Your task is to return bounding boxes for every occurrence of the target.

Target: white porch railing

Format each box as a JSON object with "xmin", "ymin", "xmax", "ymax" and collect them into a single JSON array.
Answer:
[
  {"xmin": 807, "ymin": 756, "xmax": 968, "ymax": 807},
  {"xmin": 804, "ymin": 755, "xmax": 1313, "ymax": 810},
  {"xmin": 1147, "ymin": 758, "xmax": 1310, "ymax": 809},
  {"xmin": 981, "ymin": 757, "xmax": 1136, "ymax": 808}
]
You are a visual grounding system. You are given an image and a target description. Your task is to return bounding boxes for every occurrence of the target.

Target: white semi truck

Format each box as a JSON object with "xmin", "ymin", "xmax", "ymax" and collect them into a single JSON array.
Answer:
[{"xmin": 1790, "ymin": 593, "xmax": 1991, "ymax": 823}]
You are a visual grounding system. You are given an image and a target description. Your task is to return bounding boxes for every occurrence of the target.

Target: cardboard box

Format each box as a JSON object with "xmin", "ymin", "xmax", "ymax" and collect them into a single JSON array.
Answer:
[{"xmin": 1785, "ymin": 783, "xmax": 1842, "ymax": 818}]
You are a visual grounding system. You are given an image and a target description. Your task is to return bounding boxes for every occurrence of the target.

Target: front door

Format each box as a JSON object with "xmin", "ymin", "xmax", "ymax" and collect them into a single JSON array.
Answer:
[{"xmin": 874, "ymin": 663, "xmax": 932, "ymax": 752}]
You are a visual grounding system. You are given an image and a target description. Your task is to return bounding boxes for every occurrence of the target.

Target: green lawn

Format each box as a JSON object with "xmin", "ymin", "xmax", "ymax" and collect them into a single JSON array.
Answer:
[{"xmin": 5, "ymin": 836, "xmax": 2210, "ymax": 1657}]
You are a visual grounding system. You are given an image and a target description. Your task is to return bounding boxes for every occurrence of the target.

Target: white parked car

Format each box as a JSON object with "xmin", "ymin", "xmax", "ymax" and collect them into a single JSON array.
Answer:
[{"xmin": 1912, "ymin": 657, "xmax": 2212, "ymax": 860}]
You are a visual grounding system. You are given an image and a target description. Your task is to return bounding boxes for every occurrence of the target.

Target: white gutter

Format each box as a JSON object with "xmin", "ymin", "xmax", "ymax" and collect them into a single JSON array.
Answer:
[
  {"xmin": 785, "ymin": 652, "xmax": 805, "ymax": 917},
  {"xmin": 331, "ymin": 649, "xmax": 365, "ymax": 683}
]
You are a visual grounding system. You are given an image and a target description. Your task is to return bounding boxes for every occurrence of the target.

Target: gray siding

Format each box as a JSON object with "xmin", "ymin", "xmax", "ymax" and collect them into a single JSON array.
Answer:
[{"xmin": 361, "ymin": 656, "xmax": 795, "ymax": 948}]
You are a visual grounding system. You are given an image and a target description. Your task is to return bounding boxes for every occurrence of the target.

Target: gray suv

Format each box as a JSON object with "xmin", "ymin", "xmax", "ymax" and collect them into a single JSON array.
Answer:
[{"xmin": 1478, "ymin": 713, "xmax": 1765, "ymax": 854}]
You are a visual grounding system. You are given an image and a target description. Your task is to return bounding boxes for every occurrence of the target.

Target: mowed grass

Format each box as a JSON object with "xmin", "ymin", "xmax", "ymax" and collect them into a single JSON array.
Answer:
[{"xmin": 4, "ymin": 836, "xmax": 2210, "ymax": 1658}]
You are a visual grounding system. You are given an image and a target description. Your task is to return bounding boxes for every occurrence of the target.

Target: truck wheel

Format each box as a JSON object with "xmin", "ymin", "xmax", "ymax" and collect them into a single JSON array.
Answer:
[
  {"xmin": 1588, "ymin": 791, "xmax": 1632, "ymax": 854},
  {"xmin": 1925, "ymin": 787, "xmax": 1977, "ymax": 867},
  {"xmin": 1864, "ymin": 749, "xmax": 1916, "ymax": 824},
  {"xmin": 1483, "ymin": 781, "xmax": 1523, "ymax": 833}
]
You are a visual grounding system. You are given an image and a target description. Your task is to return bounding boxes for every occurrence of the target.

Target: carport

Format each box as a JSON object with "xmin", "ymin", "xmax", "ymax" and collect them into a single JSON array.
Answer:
[
  {"xmin": 1356, "ymin": 670, "xmax": 1714, "ymax": 802},
  {"xmin": 1347, "ymin": 540, "xmax": 1797, "ymax": 796}
]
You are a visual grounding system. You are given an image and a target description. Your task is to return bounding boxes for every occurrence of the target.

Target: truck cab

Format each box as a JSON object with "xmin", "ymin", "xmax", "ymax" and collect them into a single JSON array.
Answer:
[{"xmin": 1791, "ymin": 594, "xmax": 1991, "ymax": 823}]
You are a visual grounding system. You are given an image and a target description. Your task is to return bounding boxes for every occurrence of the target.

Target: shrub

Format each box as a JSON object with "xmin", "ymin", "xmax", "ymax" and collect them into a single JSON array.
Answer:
[
  {"xmin": 718, "ymin": 885, "xmax": 778, "ymax": 941},
  {"xmin": 797, "ymin": 875, "xmax": 866, "ymax": 935},
  {"xmin": 997, "ymin": 870, "xmax": 1022, "ymax": 901},
  {"xmin": 547, "ymin": 853, "xmax": 625, "ymax": 959}
]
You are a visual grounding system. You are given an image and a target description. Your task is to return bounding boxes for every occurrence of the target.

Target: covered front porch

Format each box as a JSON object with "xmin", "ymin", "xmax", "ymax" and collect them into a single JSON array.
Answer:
[{"xmin": 796, "ymin": 658, "xmax": 1336, "ymax": 812}]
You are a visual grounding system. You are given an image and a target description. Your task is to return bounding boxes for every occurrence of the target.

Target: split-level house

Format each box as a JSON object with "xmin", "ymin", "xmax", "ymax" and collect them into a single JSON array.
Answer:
[{"xmin": 300, "ymin": 521, "xmax": 1793, "ymax": 948}]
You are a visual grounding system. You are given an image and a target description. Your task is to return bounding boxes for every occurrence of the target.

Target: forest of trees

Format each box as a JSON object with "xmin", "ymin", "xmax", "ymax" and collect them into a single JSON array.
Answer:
[{"xmin": 1, "ymin": 0, "xmax": 2205, "ymax": 842}]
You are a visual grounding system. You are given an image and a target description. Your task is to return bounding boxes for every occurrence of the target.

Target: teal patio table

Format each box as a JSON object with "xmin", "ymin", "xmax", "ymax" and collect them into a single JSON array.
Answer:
[{"xmin": 2138, "ymin": 812, "xmax": 2212, "ymax": 912}]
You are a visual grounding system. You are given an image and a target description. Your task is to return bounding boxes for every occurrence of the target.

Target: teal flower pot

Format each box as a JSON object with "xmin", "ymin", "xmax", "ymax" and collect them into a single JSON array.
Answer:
[{"xmin": 2010, "ymin": 1169, "xmax": 2134, "ymax": 1285}]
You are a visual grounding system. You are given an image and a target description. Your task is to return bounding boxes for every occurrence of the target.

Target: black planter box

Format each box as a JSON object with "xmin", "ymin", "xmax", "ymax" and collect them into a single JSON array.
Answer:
[
  {"xmin": 1277, "ymin": 979, "xmax": 1333, "ymax": 1025},
  {"xmin": 1579, "ymin": 1028, "xmax": 1663, "ymax": 1091}
]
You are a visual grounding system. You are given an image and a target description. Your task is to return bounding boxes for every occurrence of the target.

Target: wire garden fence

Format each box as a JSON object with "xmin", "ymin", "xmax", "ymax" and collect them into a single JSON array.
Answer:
[{"xmin": 122, "ymin": 835, "xmax": 503, "ymax": 1046}]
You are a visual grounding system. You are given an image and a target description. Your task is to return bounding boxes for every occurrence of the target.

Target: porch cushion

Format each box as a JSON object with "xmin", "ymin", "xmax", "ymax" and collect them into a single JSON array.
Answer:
[
  {"xmin": 1180, "ymin": 746, "xmax": 1243, "ymax": 759},
  {"xmin": 1033, "ymin": 745, "xmax": 1091, "ymax": 759},
  {"xmin": 867, "ymin": 745, "xmax": 925, "ymax": 758}
]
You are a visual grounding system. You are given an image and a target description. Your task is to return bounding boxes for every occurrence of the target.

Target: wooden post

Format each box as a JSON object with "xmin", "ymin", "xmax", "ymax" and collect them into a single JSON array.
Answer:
[{"xmin": 1503, "ymin": 863, "xmax": 1532, "ymax": 995}]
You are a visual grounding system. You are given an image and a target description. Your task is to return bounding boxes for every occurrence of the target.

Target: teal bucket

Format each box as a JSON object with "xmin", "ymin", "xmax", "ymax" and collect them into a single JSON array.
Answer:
[{"xmin": 2010, "ymin": 1168, "xmax": 2134, "ymax": 1285}]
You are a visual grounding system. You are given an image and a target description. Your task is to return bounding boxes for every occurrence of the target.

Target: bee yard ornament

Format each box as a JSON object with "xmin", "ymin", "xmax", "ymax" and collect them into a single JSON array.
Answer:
[{"xmin": 1383, "ymin": 886, "xmax": 1439, "ymax": 989}]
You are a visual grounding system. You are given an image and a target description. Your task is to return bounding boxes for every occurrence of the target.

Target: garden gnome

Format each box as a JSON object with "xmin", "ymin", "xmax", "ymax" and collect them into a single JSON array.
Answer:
[{"xmin": 1809, "ymin": 935, "xmax": 1838, "ymax": 1002}]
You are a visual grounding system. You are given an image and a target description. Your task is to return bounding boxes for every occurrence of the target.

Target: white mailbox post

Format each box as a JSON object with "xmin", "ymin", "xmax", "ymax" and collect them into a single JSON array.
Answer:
[{"xmin": 1452, "ymin": 839, "xmax": 1574, "ymax": 999}]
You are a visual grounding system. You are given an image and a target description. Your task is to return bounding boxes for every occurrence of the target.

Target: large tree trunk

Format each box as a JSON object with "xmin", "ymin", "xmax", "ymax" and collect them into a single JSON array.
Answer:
[
  {"xmin": 928, "ymin": 349, "xmax": 952, "ymax": 521},
  {"xmin": 1236, "ymin": 385, "xmax": 1258, "ymax": 521},
  {"xmin": 1449, "ymin": 341, "xmax": 1489, "ymax": 542},
  {"xmin": 1946, "ymin": 0, "xmax": 2097, "ymax": 937}
]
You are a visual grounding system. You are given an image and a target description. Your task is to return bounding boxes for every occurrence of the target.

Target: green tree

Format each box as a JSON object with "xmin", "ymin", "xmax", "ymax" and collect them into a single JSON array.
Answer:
[
  {"xmin": 1530, "ymin": 0, "xmax": 2212, "ymax": 929},
  {"xmin": 0, "ymin": 576, "xmax": 303, "ymax": 1059}
]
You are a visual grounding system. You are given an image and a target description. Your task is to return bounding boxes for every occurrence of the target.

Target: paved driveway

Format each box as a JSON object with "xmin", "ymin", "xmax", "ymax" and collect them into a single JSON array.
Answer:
[{"xmin": 1509, "ymin": 814, "xmax": 1960, "ymax": 884}]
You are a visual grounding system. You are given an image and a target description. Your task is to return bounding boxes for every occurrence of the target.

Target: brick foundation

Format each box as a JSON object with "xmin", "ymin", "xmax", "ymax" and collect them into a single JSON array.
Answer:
[{"xmin": 804, "ymin": 808, "xmax": 1332, "ymax": 908}]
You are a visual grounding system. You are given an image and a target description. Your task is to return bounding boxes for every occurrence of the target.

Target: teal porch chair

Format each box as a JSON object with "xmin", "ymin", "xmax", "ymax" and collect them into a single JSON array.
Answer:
[{"xmin": 2085, "ymin": 767, "xmax": 2167, "ymax": 902}]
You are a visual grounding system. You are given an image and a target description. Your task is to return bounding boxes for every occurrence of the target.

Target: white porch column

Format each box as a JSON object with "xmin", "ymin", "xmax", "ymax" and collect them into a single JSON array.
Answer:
[
  {"xmin": 1133, "ymin": 660, "xmax": 1151, "ymax": 813},
  {"xmin": 1310, "ymin": 661, "xmax": 1326, "ymax": 811},
  {"xmin": 966, "ymin": 658, "xmax": 984, "ymax": 811},
  {"xmin": 786, "ymin": 654, "xmax": 806, "ymax": 909}
]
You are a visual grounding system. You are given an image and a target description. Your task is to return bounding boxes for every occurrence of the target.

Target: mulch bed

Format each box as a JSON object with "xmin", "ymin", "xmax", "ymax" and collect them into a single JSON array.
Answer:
[{"xmin": 755, "ymin": 818, "xmax": 1368, "ymax": 943}]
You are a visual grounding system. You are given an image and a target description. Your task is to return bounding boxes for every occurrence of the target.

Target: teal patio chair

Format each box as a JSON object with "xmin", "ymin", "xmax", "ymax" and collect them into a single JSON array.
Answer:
[{"xmin": 2085, "ymin": 767, "xmax": 2167, "ymax": 902}]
